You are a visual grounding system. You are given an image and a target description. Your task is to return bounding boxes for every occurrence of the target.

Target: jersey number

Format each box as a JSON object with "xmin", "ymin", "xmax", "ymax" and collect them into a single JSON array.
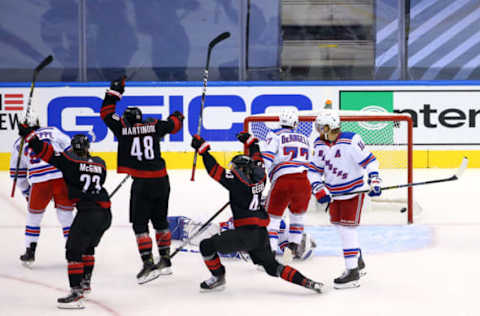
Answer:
[
  {"xmin": 249, "ymin": 194, "xmax": 260, "ymax": 211},
  {"xmin": 80, "ymin": 174, "xmax": 101, "ymax": 193},
  {"xmin": 131, "ymin": 136, "xmax": 154, "ymax": 161},
  {"xmin": 284, "ymin": 146, "xmax": 309, "ymax": 160}
]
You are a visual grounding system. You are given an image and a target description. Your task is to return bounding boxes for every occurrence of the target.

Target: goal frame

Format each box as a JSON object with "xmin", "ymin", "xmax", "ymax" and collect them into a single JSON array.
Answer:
[{"xmin": 244, "ymin": 112, "xmax": 414, "ymax": 224}]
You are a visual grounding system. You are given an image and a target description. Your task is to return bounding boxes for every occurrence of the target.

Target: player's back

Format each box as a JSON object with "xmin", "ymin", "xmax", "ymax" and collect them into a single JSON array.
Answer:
[
  {"xmin": 116, "ymin": 121, "xmax": 168, "ymax": 178},
  {"xmin": 262, "ymin": 128, "xmax": 310, "ymax": 182},
  {"xmin": 14, "ymin": 126, "xmax": 71, "ymax": 184}
]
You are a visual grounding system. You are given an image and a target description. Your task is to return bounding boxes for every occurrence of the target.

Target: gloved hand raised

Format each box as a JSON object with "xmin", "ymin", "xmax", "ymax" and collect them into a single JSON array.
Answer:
[
  {"xmin": 236, "ymin": 131, "xmax": 258, "ymax": 146},
  {"xmin": 107, "ymin": 76, "xmax": 126, "ymax": 100},
  {"xmin": 368, "ymin": 173, "xmax": 382, "ymax": 197},
  {"xmin": 169, "ymin": 111, "xmax": 185, "ymax": 122},
  {"xmin": 17, "ymin": 122, "xmax": 35, "ymax": 139},
  {"xmin": 191, "ymin": 134, "xmax": 210, "ymax": 154}
]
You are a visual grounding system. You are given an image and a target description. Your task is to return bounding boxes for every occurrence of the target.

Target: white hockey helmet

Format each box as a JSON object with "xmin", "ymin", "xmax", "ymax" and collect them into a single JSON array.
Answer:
[
  {"xmin": 279, "ymin": 108, "xmax": 299, "ymax": 128},
  {"xmin": 317, "ymin": 111, "xmax": 340, "ymax": 131}
]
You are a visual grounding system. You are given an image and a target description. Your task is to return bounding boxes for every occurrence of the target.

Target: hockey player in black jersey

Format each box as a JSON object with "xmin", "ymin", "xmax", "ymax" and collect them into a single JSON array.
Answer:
[
  {"xmin": 18, "ymin": 125, "xmax": 112, "ymax": 309},
  {"xmin": 189, "ymin": 132, "xmax": 324, "ymax": 293},
  {"xmin": 100, "ymin": 77, "xmax": 184, "ymax": 284}
]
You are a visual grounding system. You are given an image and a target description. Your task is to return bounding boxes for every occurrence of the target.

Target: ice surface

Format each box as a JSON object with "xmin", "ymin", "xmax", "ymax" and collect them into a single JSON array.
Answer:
[{"xmin": 1, "ymin": 167, "xmax": 479, "ymax": 316}]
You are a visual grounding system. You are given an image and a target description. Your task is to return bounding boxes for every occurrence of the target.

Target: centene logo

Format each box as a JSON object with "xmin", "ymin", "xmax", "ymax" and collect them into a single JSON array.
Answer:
[
  {"xmin": 47, "ymin": 94, "xmax": 313, "ymax": 142},
  {"xmin": 359, "ymin": 105, "xmax": 389, "ymax": 130}
]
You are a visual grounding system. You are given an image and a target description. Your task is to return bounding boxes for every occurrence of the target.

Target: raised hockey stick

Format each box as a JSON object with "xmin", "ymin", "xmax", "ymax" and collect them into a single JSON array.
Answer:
[
  {"xmin": 333, "ymin": 157, "xmax": 469, "ymax": 198},
  {"xmin": 109, "ymin": 175, "xmax": 131, "ymax": 198},
  {"xmin": 169, "ymin": 201, "xmax": 230, "ymax": 259},
  {"xmin": 11, "ymin": 55, "xmax": 54, "ymax": 198},
  {"xmin": 190, "ymin": 31, "xmax": 231, "ymax": 181}
]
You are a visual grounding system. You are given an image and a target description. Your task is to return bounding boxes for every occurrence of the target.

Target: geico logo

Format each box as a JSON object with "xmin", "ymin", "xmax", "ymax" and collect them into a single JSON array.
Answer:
[
  {"xmin": 47, "ymin": 94, "xmax": 313, "ymax": 142},
  {"xmin": 395, "ymin": 104, "xmax": 480, "ymax": 128}
]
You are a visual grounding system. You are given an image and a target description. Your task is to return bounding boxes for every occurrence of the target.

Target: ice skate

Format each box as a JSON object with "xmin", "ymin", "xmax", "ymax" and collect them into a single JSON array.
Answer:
[
  {"xmin": 57, "ymin": 288, "xmax": 84, "ymax": 309},
  {"xmin": 358, "ymin": 254, "xmax": 367, "ymax": 277},
  {"xmin": 333, "ymin": 268, "xmax": 360, "ymax": 289},
  {"xmin": 304, "ymin": 279, "xmax": 324, "ymax": 293},
  {"xmin": 20, "ymin": 242, "xmax": 36, "ymax": 268},
  {"xmin": 200, "ymin": 274, "xmax": 226, "ymax": 292},
  {"xmin": 80, "ymin": 277, "xmax": 91, "ymax": 296},
  {"xmin": 136, "ymin": 257, "xmax": 160, "ymax": 285},
  {"xmin": 358, "ymin": 254, "xmax": 366, "ymax": 277},
  {"xmin": 156, "ymin": 257, "xmax": 173, "ymax": 275}
]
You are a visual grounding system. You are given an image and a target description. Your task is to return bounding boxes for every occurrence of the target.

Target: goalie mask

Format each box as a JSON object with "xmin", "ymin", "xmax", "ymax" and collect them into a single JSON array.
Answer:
[
  {"xmin": 71, "ymin": 134, "xmax": 90, "ymax": 157},
  {"xmin": 122, "ymin": 107, "xmax": 142, "ymax": 126}
]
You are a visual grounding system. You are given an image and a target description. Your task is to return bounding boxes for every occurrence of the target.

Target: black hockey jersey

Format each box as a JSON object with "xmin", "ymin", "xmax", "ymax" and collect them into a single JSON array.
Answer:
[
  {"xmin": 26, "ymin": 135, "xmax": 110, "ymax": 209},
  {"xmin": 201, "ymin": 143, "xmax": 269, "ymax": 228},
  {"xmin": 101, "ymin": 96, "xmax": 182, "ymax": 178}
]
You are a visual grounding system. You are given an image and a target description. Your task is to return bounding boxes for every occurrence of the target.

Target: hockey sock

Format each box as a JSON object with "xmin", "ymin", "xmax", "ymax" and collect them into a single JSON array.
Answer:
[
  {"xmin": 267, "ymin": 216, "xmax": 282, "ymax": 254},
  {"xmin": 203, "ymin": 253, "xmax": 225, "ymax": 277},
  {"xmin": 82, "ymin": 255, "xmax": 94, "ymax": 280},
  {"xmin": 56, "ymin": 207, "xmax": 74, "ymax": 239},
  {"xmin": 279, "ymin": 265, "xmax": 309, "ymax": 286},
  {"xmin": 68, "ymin": 261, "xmax": 84, "ymax": 288},
  {"xmin": 155, "ymin": 229, "xmax": 171, "ymax": 258},
  {"xmin": 25, "ymin": 211, "xmax": 44, "ymax": 248},
  {"xmin": 335, "ymin": 224, "xmax": 360, "ymax": 270},
  {"xmin": 278, "ymin": 220, "xmax": 288, "ymax": 253},
  {"xmin": 136, "ymin": 233, "xmax": 153, "ymax": 262},
  {"xmin": 288, "ymin": 213, "xmax": 305, "ymax": 245}
]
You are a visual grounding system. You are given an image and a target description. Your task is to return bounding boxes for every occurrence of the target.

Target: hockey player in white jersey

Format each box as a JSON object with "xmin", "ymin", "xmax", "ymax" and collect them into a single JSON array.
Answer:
[
  {"xmin": 10, "ymin": 120, "xmax": 74, "ymax": 267},
  {"xmin": 261, "ymin": 108, "xmax": 312, "ymax": 261},
  {"xmin": 308, "ymin": 111, "xmax": 381, "ymax": 289}
]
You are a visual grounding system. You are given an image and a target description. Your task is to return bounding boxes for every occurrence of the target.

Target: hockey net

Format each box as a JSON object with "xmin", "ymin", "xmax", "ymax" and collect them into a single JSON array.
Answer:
[{"xmin": 244, "ymin": 110, "xmax": 418, "ymax": 224}]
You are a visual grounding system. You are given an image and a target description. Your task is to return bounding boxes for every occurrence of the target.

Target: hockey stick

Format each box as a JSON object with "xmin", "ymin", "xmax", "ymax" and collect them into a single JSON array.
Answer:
[
  {"xmin": 11, "ymin": 55, "xmax": 54, "ymax": 198},
  {"xmin": 333, "ymin": 157, "xmax": 468, "ymax": 198},
  {"xmin": 109, "ymin": 175, "xmax": 131, "ymax": 198},
  {"xmin": 190, "ymin": 31, "xmax": 231, "ymax": 181},
  {"xmin": 169, "ymin": 201, "xmax": 230, "ymax": 259}
]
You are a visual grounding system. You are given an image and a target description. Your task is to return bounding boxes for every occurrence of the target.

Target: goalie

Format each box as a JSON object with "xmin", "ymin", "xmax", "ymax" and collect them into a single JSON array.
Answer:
[{"xmin": 167, "ymin": 216, "xmax": 317, "ymax": 261}]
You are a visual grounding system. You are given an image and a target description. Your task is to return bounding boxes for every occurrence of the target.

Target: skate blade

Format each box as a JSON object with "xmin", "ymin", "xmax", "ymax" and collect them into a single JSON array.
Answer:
[
  {"xmin": 21, "ymin": 261, "xmax": 34, "ymax": 269},
  {"xmin": 200, "ymin": 284, "xmax": 226, "ymax": 292},
  {"xmin": 333, "ymin": 281, "xmax": 360, "ymax": 289},
  {"xmin": 57, "ymin": 301, "xmax": 85, "ymax": 309},
  {"xmin": 158, "ymin": 266, "xmax": 173, "ymax": 275},
  {"xmin": 137, "ymin": 270, "xmax": 160, "ymax": 285}
]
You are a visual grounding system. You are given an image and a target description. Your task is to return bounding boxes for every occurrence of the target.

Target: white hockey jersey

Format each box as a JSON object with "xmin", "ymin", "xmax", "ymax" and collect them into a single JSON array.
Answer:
[
  {"xmin": 10, "ymin": 127, "xmax": 71, "ymax": 194},
  {"xmin": 260, "ymin": 128, "xmax": 311, "ymax": 183},
  {"xmin": 308, "ymin": 131, "xmax": 379, "ymax": 200}
]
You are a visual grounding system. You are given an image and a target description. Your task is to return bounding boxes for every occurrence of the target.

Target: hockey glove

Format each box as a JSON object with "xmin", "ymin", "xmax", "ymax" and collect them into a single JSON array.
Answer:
[
  {"xmin": 236, "ymin": 131, "xmax": 258, "ymax": 146},
  {"xmin": 169, "ymin": 110, "xmax": 185, "ymax": 122},
  {"xmin": 312, "ymin": 182, "xmax": 331, "ymax": 204},
  {"xmin": 191, "ymin": 134, "xmax": 210, "ymax": 155},
  {"xmin": 17, "ymin": 122, "xmax": 36, "ymax": 140},
  {"xmin": 107, "ymin": 76, "xmax": 126, "ymax": 100},
  {"xmin": 22, "ymin": 186, "xmax": 30, "ymax": 202},
  {"xmin": 368, "ymin": 173, "xmax": 382, "ymax": 197}
]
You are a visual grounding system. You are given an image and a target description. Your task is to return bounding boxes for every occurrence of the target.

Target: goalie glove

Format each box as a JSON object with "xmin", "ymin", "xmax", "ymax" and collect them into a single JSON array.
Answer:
[
  {"xmin": 312, "ymin": 181, "xmax": 331, "ymax": 204},
  {"xmin": 368, "ymin": 173, "xmax": 382, "ymax": 197},
  {"xmin": 191, "ymin": 134, "xmax": 210, "ymax": 155}
]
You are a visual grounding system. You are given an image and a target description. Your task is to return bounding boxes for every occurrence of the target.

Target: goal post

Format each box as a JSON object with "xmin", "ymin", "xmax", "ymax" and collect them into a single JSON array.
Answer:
[{"xmin": 243, "ymin": 110, "xmax": 415, "ymax": 224}]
